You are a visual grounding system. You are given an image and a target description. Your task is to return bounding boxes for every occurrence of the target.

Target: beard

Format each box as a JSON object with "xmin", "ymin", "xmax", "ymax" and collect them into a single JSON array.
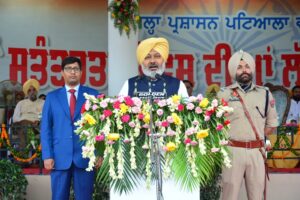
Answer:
[
  {"xmin": 29, "ymin": 94, "xmax": 37, "ymax": 101},
  {"xmin": 141, "ymin": 62, "xmax": 165, "ymax": 79},
  {"xmin": 236, "ymin": 72, "xmax": 253, "ymax": 84},
  {"xmin": 293, "ymin": 95, "xmax": 300, "ymax": 102}
]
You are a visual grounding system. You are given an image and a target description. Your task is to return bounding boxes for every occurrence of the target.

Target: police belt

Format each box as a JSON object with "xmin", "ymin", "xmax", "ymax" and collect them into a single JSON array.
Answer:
[{"xmin": 229, "ymin": 139, "xmax": 264, "ymax": 149}]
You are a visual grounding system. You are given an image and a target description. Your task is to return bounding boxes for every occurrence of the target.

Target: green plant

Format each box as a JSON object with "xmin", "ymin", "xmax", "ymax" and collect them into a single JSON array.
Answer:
[
  {"xmin": 0, "ymin": 159, "xmax": 28, "ymax": 200},
  {"xmin": 200, "ymin": 166, "xmax": 222, "ymax": 200}
]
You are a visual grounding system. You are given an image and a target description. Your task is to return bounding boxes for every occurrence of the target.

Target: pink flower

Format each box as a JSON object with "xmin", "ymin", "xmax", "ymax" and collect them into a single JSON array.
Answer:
[
  {"xmin": 142, "ymin": 124, "xmax": 149, "ymax": 129},
  {"xmin": 132, "ymin": 97, "xmax": 142, "ymax": 107},
  {"xmin": 121, "ymin": 114, "xmax": 130, "ymax": 123},
  {"xmin": 156, "ymin": 109, "xmax": 164, "ymax": 116},
  {"xmin": 192, "ymin": 120, "xmax": 199, "ymax": 126},
  {"xmin": 190, "ymin": 141, "xmax": 198, "ymax": 146},
  {"xmin": 85, "ymin": 100, "xmax": 91, "ymax": 110},
  {"xmin": 100, "ymin": 101, "xmax": 108, "ymax": 108},
  {"xmin": 113, "ymin": 101, "xmax": 121, "ymax": 109},
  {"xmin": 97, "ymin": 94, "xmax": 105, "ymax": 99},
  {"xmin": 124, "ymin": 96, "xmax": 134, "ymax": 106},
  {"xmin": 185, "ymin": 128, "xmax": 194, "ymax": 136},
  {"xmin": 186, "ymin": 103, "xmax": 195, "ymax": 110},
  {"xmin": 216, "ymin": 124, "xmax": 224, "ymax": 131},
  {"xmin": 166, "ymin": 129, "xmax": 176, "ymax": 136},
  {"xmin": 211, "ymin": 147, "xmax": 220, "ymax": 153},
  {"xmin": 205, "ymin": 110, "xmax": 214, "ymax": 117},
  {"xmin": 103, "ymin": 110, "xmax": 113, "ymax": 117},
  {"xmin": 95, "ymin": 134, "xmax": 105, "ymax": 142},
  {"xmin": 167, "ymin": 116, "xmax": 174, "ymax": 123},
  {"xmin": 157, "ymin": 99, "xmax": 167, "ymax": 107},
  {"xmin": 184, "ymin": 138, "xmax": 192, "ymax": 144},
  {"xmin": 177, "ymin": 104, "xmax": 184, "ymax": 111},
  {"xmin": 100, "ymin": 114, "xmax": 105, "ymax": 121},
  {"xmin": 124, "ymin": 138, "xmax": 131, "ymax": 143},
  {"xmin": 107, "ymin": 140, "xmax": 115, "ymax": 145},
  {"xmin": 219, "ymin": 140, "xmax": 228, "ymax": 146},
  {"xmin": 204, "ymin": 115, "xmax": 210, "ymax": 121},
  {"xmin": 197, "ymin": 94, "xmax": 203, "ymax": 101},
  {"xmin": 163, "ymin": 146, "xmax": 168, "ymax": 151},
  {"xmin": 161, "ymin": 121, "xmax": 169, "ymax": 127},
  {"xmin": 92, "ymin": 104, "xmax": 98, "ymax": 111},
  {"xmin": 195, "ymin": 107, "xmax": 202, "ymax": 114},
  {"xmin": 138, "ymin": 113, "xmax": 144, "ymax": 120},
  {"xmin": 131, "ymin": 106, "xmax": 141, "ymax": 113},
  {"xmin": 128, "ymin": 121, "xmax": 135, "ymax": 128}
]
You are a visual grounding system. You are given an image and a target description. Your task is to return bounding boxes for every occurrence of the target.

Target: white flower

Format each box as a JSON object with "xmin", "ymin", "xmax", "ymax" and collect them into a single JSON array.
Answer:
[
  {"xmin": 216, "ymin": 110, "xmax": 224, "ymax": 118},
  {"xmin": 211, "ymin": 99, "xmax": 218, "ymax": 107},
  {"xmin": 85, "ymin": 100, "xmax": 91, "ymax": 110},
  {"xmin": 198, "ymin": 139, "xmax": 206, "ymax": 155}
]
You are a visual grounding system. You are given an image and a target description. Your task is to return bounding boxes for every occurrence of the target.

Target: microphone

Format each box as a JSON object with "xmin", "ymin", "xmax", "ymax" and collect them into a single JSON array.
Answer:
[{"xmin": 155, "ymin": 73, "xmax": 165, "ymax": 81}]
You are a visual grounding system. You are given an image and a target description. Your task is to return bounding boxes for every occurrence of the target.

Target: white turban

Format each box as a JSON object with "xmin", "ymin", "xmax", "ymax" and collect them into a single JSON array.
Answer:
[
  {"xmin": 228, "ymin": 50, "xmax": 255, "ymax": 80},
  {"xmin": 136, "ymin": 37, "xmax": 169, "ymax": 65}
]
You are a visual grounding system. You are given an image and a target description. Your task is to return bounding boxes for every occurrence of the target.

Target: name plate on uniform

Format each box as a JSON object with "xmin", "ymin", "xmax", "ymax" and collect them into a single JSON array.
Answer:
[{"xmin": 135, "ymin": 92, "xmax": 166, "ymax": 99}]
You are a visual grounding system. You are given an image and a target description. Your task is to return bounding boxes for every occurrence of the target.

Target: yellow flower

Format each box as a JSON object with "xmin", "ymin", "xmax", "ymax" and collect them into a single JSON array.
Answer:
[
  {"xmin": 135, "ymin": 15, "xmax": 140, "ymax": 21},
  {"xmin": 196, "ymin": 129, "xmax": 209, "ymax": 139},
  {"xmin": 111, "ymin": 13, "xmax": 115, "ymax": 18},
  {"xmin": 107, "ymin": 133, "xmax": 120, "ymax": 141},
  {"xmin": 199, "ymin": 98, "xmax": 209, "ymax": 108},
  {"xmin": 172, "ymin": 113, "xmax": 182, "ymax": 125},
  {"xmin": 120, "ymin": 103, "xmax": 129, "ymax": 114},
  {"xmin": 124, "ymin": 26, "xmax": 129, "ymax": 32},
  {"xmin": 84, "ymin": 113, "xmax": 96, "ymax": 125},
  {"xmin": 171, "ymin": 95, "xmax": 180, "ymax": 104},
  {"xmin": 166, "ymin": 142, "xmax": 176, "ymax": 152},
  {"xmin": 143, "ymin": 113, "xmax": 150, "ymax": 124}
]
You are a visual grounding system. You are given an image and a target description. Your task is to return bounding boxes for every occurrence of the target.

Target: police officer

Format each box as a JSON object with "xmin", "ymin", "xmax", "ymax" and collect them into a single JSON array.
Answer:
[{"xmin": 218, "ymin": 50, "xmax": 278, "ymax": 200}]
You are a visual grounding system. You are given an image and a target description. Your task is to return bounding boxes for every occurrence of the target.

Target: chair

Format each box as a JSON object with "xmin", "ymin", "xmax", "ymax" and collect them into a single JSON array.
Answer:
[{"xmin": 264, "ymin": 83, "xmax": 291, "ymax": 125}]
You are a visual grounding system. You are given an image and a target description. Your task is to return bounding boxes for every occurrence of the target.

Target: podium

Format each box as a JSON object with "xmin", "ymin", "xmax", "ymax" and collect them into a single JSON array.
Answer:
[{"xmin": 110, "ymin": 179, "xmax": 199, "ymax": 200}]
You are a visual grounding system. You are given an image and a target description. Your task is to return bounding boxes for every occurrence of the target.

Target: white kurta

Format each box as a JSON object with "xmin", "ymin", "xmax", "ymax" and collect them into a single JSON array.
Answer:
[
  {"xmin": 13, "ymin": 98, "xmax": 44, "ymax": 122},
  {"xmin": 287, "ymin": 99, "xmax": 300, "ymax": 123}
]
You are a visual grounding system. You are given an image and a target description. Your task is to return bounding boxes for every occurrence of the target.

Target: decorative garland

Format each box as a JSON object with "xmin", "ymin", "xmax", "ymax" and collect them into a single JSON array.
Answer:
[
  {"xmin": 0, "ymin": 124, "xmax": 41, "ymax": 163},
  {"xmin": 268, "ymin": 124, "xmax": 300, "ymax": 159},
  {"xmin": 108, "ymin": 0, "xmax": 142, "ymax": 37}
]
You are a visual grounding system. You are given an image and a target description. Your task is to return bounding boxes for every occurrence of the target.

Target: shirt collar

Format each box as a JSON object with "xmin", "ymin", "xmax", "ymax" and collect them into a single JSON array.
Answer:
[
  {"xmin": 228, "ymin": 82, "xmax": 257, "ymax": 92},
  {"xmin": 65, "ymin": 84, "xmax": 80, "ymax": 92}
]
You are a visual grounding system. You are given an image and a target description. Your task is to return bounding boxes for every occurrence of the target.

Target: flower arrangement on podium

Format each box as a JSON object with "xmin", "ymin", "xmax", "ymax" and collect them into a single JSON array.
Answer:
[{"xmin": 75, "ymin": 94, "xmax": 233, "ymax": 193}]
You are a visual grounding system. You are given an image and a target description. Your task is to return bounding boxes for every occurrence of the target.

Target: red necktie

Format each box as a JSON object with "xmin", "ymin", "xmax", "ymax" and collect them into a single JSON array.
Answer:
[{"xmin": 69, "ymin": 89, "xmax": 76, "ymax": 119}]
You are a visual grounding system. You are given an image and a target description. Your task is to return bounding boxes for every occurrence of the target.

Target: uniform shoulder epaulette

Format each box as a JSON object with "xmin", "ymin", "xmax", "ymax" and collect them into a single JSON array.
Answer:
[{"xmin": 256, "ymin": 85, "xmax": 269, "ymax": 91}]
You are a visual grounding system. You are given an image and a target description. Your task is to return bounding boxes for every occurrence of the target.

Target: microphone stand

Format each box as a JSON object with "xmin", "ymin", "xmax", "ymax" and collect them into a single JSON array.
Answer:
[{"xmin": 147, "ymin": 76, "xmax": 164, "ymax": 200}]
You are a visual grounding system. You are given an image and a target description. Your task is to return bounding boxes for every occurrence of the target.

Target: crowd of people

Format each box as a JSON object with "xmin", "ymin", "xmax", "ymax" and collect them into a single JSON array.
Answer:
[{"xmin": 0, "ymin": 36, "xmax": 299, "ymax": 200}]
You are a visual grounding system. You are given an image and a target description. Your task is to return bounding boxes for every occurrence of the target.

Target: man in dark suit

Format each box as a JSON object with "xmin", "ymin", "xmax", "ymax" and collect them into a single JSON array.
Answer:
[{"xmin": 41, "ymin": 56, "xmax": 99, "ymax": 200}]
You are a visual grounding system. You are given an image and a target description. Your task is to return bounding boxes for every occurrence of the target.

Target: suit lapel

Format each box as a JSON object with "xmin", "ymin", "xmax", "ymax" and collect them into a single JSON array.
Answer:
[{"xmin": 56, "ymin": 87, "xmax": 71, "ymax": 120}]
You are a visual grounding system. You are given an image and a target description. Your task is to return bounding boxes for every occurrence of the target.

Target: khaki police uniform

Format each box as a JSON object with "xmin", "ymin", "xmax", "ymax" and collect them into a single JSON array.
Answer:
[{"xmin": 217, "ymin": 82, "xmax": 278, "ymax": 200}]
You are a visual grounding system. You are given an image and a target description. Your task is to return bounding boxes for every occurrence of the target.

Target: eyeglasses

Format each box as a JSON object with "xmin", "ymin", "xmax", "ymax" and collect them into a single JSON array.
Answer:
[{"xmin": 64, "ymin": 67, "xmax": 81, "ymax": 73}]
